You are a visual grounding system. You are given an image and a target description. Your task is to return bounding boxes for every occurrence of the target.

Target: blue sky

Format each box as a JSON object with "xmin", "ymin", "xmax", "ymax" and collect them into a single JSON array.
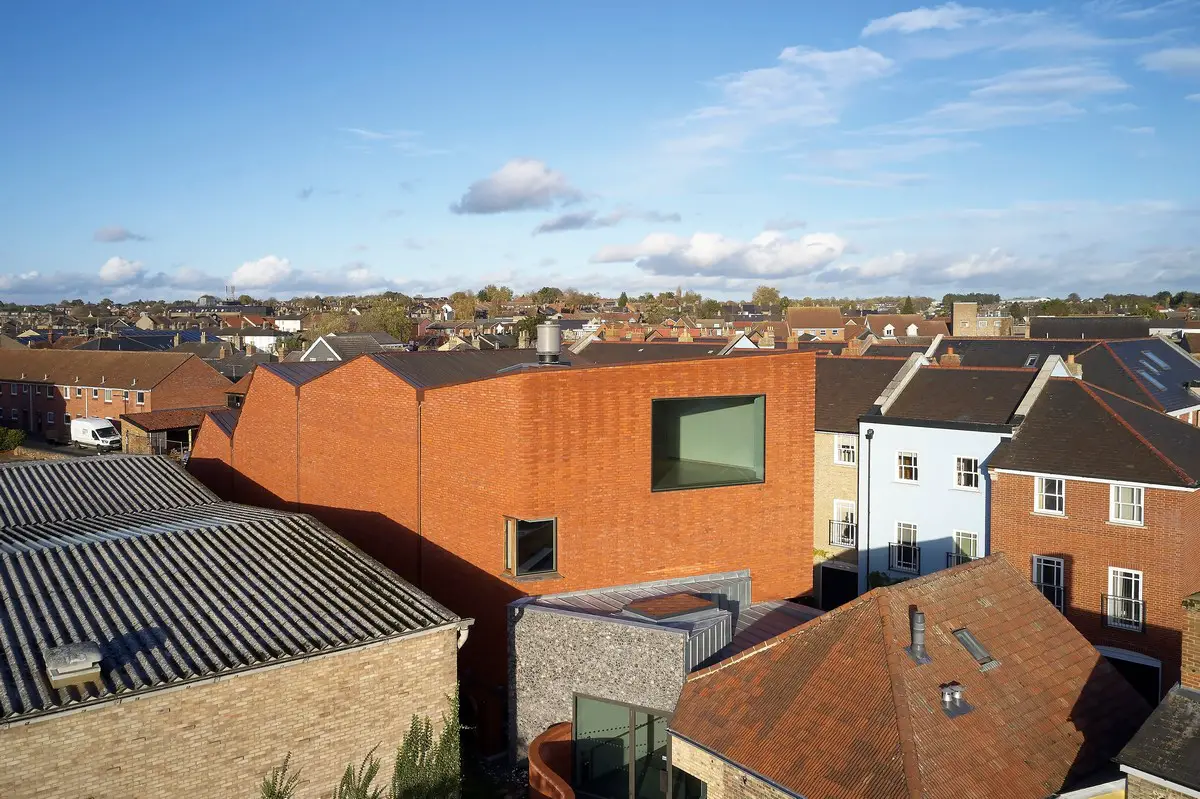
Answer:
[{"xmin": 1, "ymin": 1, "xmax": 1198, "ymax": 302}]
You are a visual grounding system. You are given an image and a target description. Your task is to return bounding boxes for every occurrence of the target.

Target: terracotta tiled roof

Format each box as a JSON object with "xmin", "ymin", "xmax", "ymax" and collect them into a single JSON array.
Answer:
[
  {"xmin": 121, "ymin": 406, "xmax": 226, "ymax": 432},
  {"xmin": 0, "ymin": 350, "xmax": 206, "ymax": 389},
  {"xmin": 786, "ymin": 306, "xmax": 845, "ymax": 330},
  {"xmin": 670, "ymin": 555, "xmax": 1149, "ymax": 799}
]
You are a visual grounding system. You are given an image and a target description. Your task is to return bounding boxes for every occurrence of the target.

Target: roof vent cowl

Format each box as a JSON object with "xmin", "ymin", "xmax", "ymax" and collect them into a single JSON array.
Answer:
[
  {"xmin": 536, "ymin": 321, "xmax": 561, "ymax": 364},
  {"xmin": 906, "ymin": 608, "xmax": 931, "ymax": 665},
  {"xmin": 44, "ymin": 641, "xmax": 103, "ymax": 690}
]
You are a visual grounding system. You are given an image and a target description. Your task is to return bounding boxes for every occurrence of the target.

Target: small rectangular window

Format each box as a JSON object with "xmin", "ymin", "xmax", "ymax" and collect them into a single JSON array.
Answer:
[
  {"xmin": 1105, "ymin": 567, "xmax": 1144, "ymax": 632},
  {"xmin": 22, "ymin": 385, "xmax": 28, "ymax": 394},
  {"xmin": 1024, "ymin": 354, "xmax": 1039, "ymax": 368},
  {"xmin": 896, "ymin": 452, "xmax": 919, "ymax": 482},
  {"xmin": 952, "ymin": 628, "xmax": 996, "ymax": 668},
  {"xmin": 136, "ymin": 391, "xmax": 146, "ymax": 405},
  {"xmin": 46, "ymin": 411, "xmax": 54, "ymax": 425},
  {"xmin": 1110, "ymin": 484, "xmax": 1143, "ymax": 525},
  {"xmin": 950, "ymin": 530, "xmax": 978, "ymax": 567},
  {"xmin": 1033, "ymin": 556, "xmax": 1065, "ymax": 612},
  {"xmin": 9, "ymin": 409, "xmax": 15, "ymax": 420},
  {"xmin": 61, "ymin": 386, "xmax": 69, "ymax": 398},
  {"xmin": 123, "ymin": 390, "xmax": 129, "ymax": 401},
  {"xmin": 35, "ymin": 385, "xmax": 41, "ymax": 396},
  {"xmin": 505, "ymin": 518, "xmax": 557, "ymax": 576},
  {"xmin": 955, "ymin": 457, "xmax": 979, "ymax": 489},
  {"xmin": 1036, "ymin": 476, "xmax": 1064, "ymax": 515},
  {"xmin": 834, "ymin": 434, "xmax": 857, "ymax": 466},
  {"xmin": 75, "ymin": 387, "xmax": 82, "ymax": 398},
  {"xmin": 92, "ymin": 388, "xmax": 99, "ymax": 400},
  {"xmin": 104, "ymin": 389, "xmax": 112, "ymax": 403},
  {"xmin": 64, "ymin": 413, "xmax": 71, "ymax": 425}
]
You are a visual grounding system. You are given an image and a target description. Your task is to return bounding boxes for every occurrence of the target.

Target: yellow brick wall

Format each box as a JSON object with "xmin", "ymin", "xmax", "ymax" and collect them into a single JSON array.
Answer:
[
  {"xmin": 1126, "ymin": 775, "xmax": 1190, "ymax": 799},
  {"xmin": 812, "ymin": 431, "xmax": 859, "ymax": 602},
  {"xmin": 670, "ymin": 736, "xmax": 791, "ymax": 799},
  {"xmin": 0, "ymin": 627, "xmax": 460, "ymax": 799}
]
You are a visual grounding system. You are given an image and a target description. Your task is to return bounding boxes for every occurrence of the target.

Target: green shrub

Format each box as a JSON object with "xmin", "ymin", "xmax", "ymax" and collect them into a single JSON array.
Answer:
[{"xmin": 0, "ymin": 427, "xmax": 26, "ymax": 452}]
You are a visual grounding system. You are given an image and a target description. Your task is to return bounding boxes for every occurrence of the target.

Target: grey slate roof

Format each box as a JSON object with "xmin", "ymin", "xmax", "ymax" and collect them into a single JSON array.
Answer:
[
  {"xmin": 1106, "ymin": 338, "xmax": 1200, "ymax": 412},
  {"xmin": 322, "ymin": 332, "xmax": 404, "ymax": 360},
  {"xmin": 257, "ymin": 360, "xmax": 341, "ymax": 386},
  {"xmin": 1117, "ymin": 684, "xmax": 1200, "ymax": 791},
  {"xmin": 0, "ymin": 455, "xmax": 460, "ymax": 724}
]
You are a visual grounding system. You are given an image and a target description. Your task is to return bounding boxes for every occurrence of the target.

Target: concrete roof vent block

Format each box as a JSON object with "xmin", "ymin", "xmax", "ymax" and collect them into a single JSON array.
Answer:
[{"xmin": 44, "ymin": 641, "xmax": 103, "ymax": 690}]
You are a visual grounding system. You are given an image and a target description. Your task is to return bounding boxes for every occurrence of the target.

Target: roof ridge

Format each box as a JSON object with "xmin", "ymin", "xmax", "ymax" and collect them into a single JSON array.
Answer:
[
  {"xmin": 1077, "ymin": 381, "xmax": 1195, "ymax": 485},
  {"xmin": 877, "ymin": 591, "xmax": 923, "ymax": 799},
  {"xmin": 1100, "ymin": 341, "xmax": 1164, "ymax": 410}
]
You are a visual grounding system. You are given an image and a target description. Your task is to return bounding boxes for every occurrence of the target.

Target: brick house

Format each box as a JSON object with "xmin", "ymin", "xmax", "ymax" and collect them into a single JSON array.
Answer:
[
  {"xmin": 0, "ymin": 350, "xmax": 231, "ymax": 442},
  {"xmin": 785, "ymin": 306, "xmax": 845, "ymax": 341},
  {"xmin": 0, "ymin": 455, "xmax": 467, "ymax": 799},
  {"xmin": 189, "ymin": 347, "xmax": 816, "ymax": 749},
  {"xmin": 668, "ymin": 556, "xmax": 1149, "ymax": 799},
  {"xmin": 812, "ymin": 355, "xmax": 906, "ymax": 609},
  {"xmin": 950, "ymin": 301, "xmax": 1014, "ymax": 337},
  {"xmin": 1117, "ymin": 592, "xmax": 1200, "ymax": 798},
  {"xmin": 990, "ymin": 376, "xmax": 1200, "ymax": 702}
]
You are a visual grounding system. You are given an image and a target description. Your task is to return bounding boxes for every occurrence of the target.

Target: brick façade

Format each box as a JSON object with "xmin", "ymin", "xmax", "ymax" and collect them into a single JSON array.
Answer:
[
  {"xmin": 811, "ymin": 430, "xmax": 858, "ymax": 602},
  {"xmin": 1125, "ymin": 776, "xmax": 1193, "ymax": 799},
  {"xmin": 188, "ymin": 352, "xmax": 817, "ymax": 748},
  {"xmin": 989, "ymin": 470, "xmax": 1200, "ymax": 693},
  {"xmin": 669, "ymin": 736, "xmax": 791, "ymax": 799},
  {"xmin": 0, "ymin": 626, "xmax": 459, "ymax": 799}
]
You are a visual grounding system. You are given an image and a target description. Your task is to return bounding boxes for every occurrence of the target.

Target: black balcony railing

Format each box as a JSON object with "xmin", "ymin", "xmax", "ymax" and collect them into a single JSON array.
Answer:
[
  {"xmin": 888, "ymin": 543, "xmax": 920, "ymax": 574},
  {"xmin": 1033, "ymin": 581, "xmax": 1065, "ymax": 613},
  {"xmin": 1102, "ymin": 594, "xmax": 1145, "ymax": 632},
  {"xmin": 828, "ymin": 520, "xmax": 857, "ymax": 548},
  {"xmin": 946, "ymin": 552, "xmax": 975, "ymax": 568}
]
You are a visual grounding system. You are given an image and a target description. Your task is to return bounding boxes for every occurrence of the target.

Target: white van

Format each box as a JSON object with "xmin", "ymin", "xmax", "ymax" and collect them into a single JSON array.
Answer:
[{"xmin": 70, "ymin": 418, "xmax": 121, "ymax": 451}]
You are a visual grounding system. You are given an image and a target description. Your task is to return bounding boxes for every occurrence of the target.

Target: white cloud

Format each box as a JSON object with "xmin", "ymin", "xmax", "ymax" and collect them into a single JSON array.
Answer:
[
  {"xmin": 942, "ymin": 248, "xmax": 1018, "ymax": 278},
  {"xmin": 1085, "ymin": 0, "xmax": 1194, "ymax": 20},
  {"xmin": 532, "ymin": 208, "xmax": 681, "ymax": 235},
  {"xmin": 99, "ymin": 257, "xmax": 144, "ymax": 283},
  {"xmin": 592, "ymin": 230, "xmax": 847, "ymax": 279},
  {"xmin": 1115, "ymin": 125, "xmax": 1156, "ymax": 134},
  {"xmin": 1188, "ymin": 92, "xmax": 1200, "ymax": 101},
  {"xmin": 840, "ymin": 251, "xmax": 920, "ymax": 278},
  {"xmin": 788, "ymin": 172, "xmax": 930, "ymax": 188},
  {"xmin": 969, "ymin": 64, "xmax": 1129, "ymax": 97},
  {"xmin": 339, "ymin": 128, "xmax": 447, "ymax": 156},
  {"xmin": 862, "ymin": 3, "xmax": 991, "ymax": 36},
  {"xmin": 777, "ymin": 46, "xmax": 895, "ymax": 82},
  {"xmin": 232, "ymin": 255, "xmax": 295, "ymax": 289},
  {"xmin": 450, "ymin": 159, "xmax": 584, "ymax": 214},
  {"xmin": 806, "ymin": 137, "xmax": 973, "ymax": 170},
  {"xmin": 764, "ymin": 216, "xmax": 807, "ymax": 231},
  {"xmin": 1140, "ymin": 47, "xmax": 1200, "ymax": 75},
  {"xmin": 879, "ymin": 99, "xmax": 1085, "ymax": 135}
]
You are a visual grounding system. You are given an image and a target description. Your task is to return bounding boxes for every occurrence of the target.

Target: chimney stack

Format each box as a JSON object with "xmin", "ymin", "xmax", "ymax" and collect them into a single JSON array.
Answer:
[
  {"xmin": 761, "ymin": 328, "xmax": 776, "ymax": 349},
  {"xmin": 678, "ymin": 328, "xmax": 693, "ymax": 343},
  {"xmin": 907, "ymin": 609, "xmax": 930, "ymax": 664},
  {"xmin": 845, "ymin": 337, "xmax": 864, "ymax": 357},
  {"xmin": 1064, "ymin": 352, "xmax": 1083, "ymax": 379},
  {"xmin": 1183, "ymin": 592, "xmax": 1200, "ymax": 690},
  {"xmin": 939, "ymin": 346, "xmax": 962, "ymax": 367},
  {"xmin": 174, "ymin": 332, "xmax": 181, "ymax": 347},
  {"xmin": 201, "ymin": 330, "xmax": 208, "ymax": 344},
  {"xmin": 536, "ymin": 321, "xmax": 561, "ymax": 364},
  {"xmin": 786, "ymin": 334, "xmax": 798, "ymax": 350},
  {"xmin": 630, "ymin": 328, "xmax": 646, "ymax": 343}
]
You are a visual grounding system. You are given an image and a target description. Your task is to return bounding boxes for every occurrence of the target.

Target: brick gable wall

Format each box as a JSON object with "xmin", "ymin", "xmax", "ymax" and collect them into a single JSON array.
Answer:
[
  {"xmin": 150, "ymin": 354, "xmax": 232, "ymax": 410},
  {"xmin": 229, "ymin": 369, "xmax": 299, "ymax": 509},
  {"xmin": 990, "ymin": 470, "xmax": 1200, "ymax": 691},
  {"xmin": 0, "ymin": 628, "xmax": 459, "ymax": 799}
]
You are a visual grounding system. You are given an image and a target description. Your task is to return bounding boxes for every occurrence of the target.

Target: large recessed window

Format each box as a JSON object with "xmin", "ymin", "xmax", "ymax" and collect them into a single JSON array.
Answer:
[
  {"xmin": 504, "ymin": 517, "xmax": 556, "ymax": 576},
  {"xmin": 651, "ymin": 395, "xmax": 765, "ymax": 491}
]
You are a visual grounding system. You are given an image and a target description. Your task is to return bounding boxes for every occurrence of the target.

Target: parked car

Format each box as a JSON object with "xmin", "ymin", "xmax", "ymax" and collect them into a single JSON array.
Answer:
[{"xmin": 70, "ymin": 417, "xmax": 121, "ymax": 451}]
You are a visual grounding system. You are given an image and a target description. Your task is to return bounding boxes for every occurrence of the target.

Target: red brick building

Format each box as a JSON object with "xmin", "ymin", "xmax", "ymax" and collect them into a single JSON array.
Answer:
[
  {"xmin": 190, "ymin": 349, "xmax": 816, "ymax": 747},
  {"xmin": 0, "ymin": 349, "xmax": 233, "ymax": 442},
  {"xmin": 990, "ymin": 376, "xmax": 1200, "ymax": 702}
]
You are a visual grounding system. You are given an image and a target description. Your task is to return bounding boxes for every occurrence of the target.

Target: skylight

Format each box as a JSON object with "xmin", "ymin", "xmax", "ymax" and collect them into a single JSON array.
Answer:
[
  {"xmin": 1023, "ymin": 354, "xmax": 1039, "ymax": 368},
  {"xmin": 952, "ymin": 628, "xmax": 998, "ymax": 671},
  {"xmin": 1139, "ymin": 370, "xmax": 1167, "ymax": 391},
  {"xmin": 1142, "ymin": 350, "xmax": 1171, "ymax": 370},
  {"xmin": 1138, "ymin": 359, "xmax": 1160, "ymax": 376}
]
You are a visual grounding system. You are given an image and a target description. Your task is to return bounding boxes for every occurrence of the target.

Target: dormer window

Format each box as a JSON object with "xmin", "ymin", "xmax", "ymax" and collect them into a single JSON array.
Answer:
[{"xmin": 883, "ymin": 324, "xmax": 895, "ymax": 337}]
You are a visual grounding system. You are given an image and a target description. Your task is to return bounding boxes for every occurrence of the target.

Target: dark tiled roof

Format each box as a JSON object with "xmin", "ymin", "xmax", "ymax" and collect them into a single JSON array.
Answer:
[
  {"xmin": 1030, "ymin": 315, "xmax": 1150, "ymax": 339},
  {"xmin": 207, "ymin": 408, "xmax": 240, "ymax": 437},
  {"xmin": 815, "ymin": 356, "xmax": 906, "ymax": 433},
  {"xmin": 864, "ymin": 344, "xmax": 926, "ymax": 358},
  {"xmin": 1078, "ymin": 343, "xmax": 1160, "ymax": 408},
  {"xmin": 120, "ymin": 406, "xmax": 225, "ymax": 433},
  {"xmin": 575, "ymin": 342, "xmax": 726, "ymax": 364},
  {"xmin": 372, "ymin": 349, "xmax": 544, "ymax": 389},
  {"xmin": 883, "ymin": 367, "xmax": 1036, "ymax": 426},
  {"xmin": 322, "ymin": 332, "xmax": 404, "ymax": 360},
  {"xmin": 1105, "ymin": 338, "xmax": 1200, "ymax": 412},
  {"xmin": 669, "ymin": 555, "xmax": 1149, "ymax": 799},
  {"xmin": 258, "ymin": 360, "xmax": 341, "ymax": 387},
  {"xmin": 990, "ymin": 379, "xmax": 1200, "ymax": 486},
  {"xmin": 72, "ymin": 337, "xmax": 159, "ymax": 352},
  {"xmin": 0, "ymin": 455, "xmax": 459, "ymax": 723},
  {"xmin": 931, "ymin": 338, "xmax": 1095, "ymax": 368},
  {"xmin": 1117, "ymin": 683, "xmax": 1200, "ymax": 791}
]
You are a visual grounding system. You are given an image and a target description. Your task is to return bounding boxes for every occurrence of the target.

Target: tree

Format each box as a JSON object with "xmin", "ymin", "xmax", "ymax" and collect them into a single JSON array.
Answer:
[
  {"xmin": 448, "ymin": 291, "xmax": 477, "ymax": 322},
  {"xmin": 312, "ymin": 313, "xmax": 352, "ymax": 336},
  {"xmin": 1066, "ymin": 292, "xmax": 1082, "ymax": 304},
  {"xmin": 752, "ymin": 286, "xmax": 780, "ymax": 308},
  {"xmin": 699, "ymin": 299, "xmax": 722, "ymax": 318},
  {"xmin": 900, "ymin": 296, "xmax": 915, "ymax": 314},
  {"xmin": 238, "ymin": 294, "xmax": 257, "ymax": 305},
  {"xmin": 1008, "ymin": 301, "xmax": 1026, "ymax": 322},
  {"xmin": 334, "ymin": 748, "xmax": 384, "ymax": 799},
  {"xmin": 680, "ymin": 290, "xmax": 701, "ymax": 309},
  {"xmin": 617, "ymin": 292, "xmax": 628, "ymax": 309},
  {"xmin": 514, "ymin": 314, "xmax": 545, "ymax": 346},
  {"xmin": 359, "ymin": 302, "xmax": 415, "ymax": 341},
  {"xmin": 475, "ymin": 288, "xmax": 489, "ymax": 302},
  {"xmin": 533, "ymin": 286, "xmax": 563, "ymax": 305},
  {"xmin": 641, "ymin": 301, "xmax": 668, "ymax": 325}
]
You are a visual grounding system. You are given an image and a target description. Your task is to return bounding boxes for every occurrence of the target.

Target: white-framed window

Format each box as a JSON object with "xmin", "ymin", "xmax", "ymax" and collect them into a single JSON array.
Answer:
[
  {"xmin": 830, "ymin": 500, "xmax": 856, "ymax": 547},
  {"xmin": 61, "ymin": 386, "xmax": 70, "ymax": 398},
  {"xmin": 891, "ymin": 522, "xmax": 919, "ymax": 573},
  {"xmin": 136, "ymin": 391, "xmax": 146, "ymax": 405},
  {"xmin": 75, "ymin": 387, "xmax": 82, "ymax": 398},
  {"xmin": 955, "ymin": 457, "xmax": 979, "ymax": 490},
  {"xmin": 91, "ymin": 388, "xmax": 98, "ymax": 400},
  {"xmin": 896, "ymin": 451, "xmax": 919, "ymax": 482},
  {"xmin": 1032, "ymin": 556, "xmax": 1065, "ymax": 612},
  {"xmin": 7, "ymin": 383, "xmax": 14, "ymax": 395},
  {"xmin": 123, "ymin": 390, "xmax": 129, "ymax": 401},
  {"xmin": 883, "ymin": 324, "xmax": 895, "ymax": 337},
  {"xmin": 1036, "ymin": 476, "xmax": 1065, "ymax": 515},
  {"xmin": 1109, "ymin": 484, "xmax": 1144, "ymax": 526},
  {"xmin": 950, "ymin": 530, "xmax": 979, "ymax": 567},
  {"xmin": 834, "ymin": 434, "xmax": 857, "ymax": 466},
  {"xmin": 1105, "ymin": 568, "xmax": 1144, "ymax": 632},
  {"xmin": 104, "ymin": 389, "xmax": 112, "ymax": 404},
  {"xmin": 1024, "ymin": 354, "xmax": 1039, "ymax": 368},
  {"xmin": 34, "ymin": 385, "xmax": 41, "ymax": 396},
  {"xmin": 46, "ymin": 412, "xmax": 54, "ymax": 425},
  {"xmin": 819, "ymin": 329, "xmax": 827, "ymax": 336},
  {"xmin": 9, "ymin": 409, "xmax": 16, "ymax": 420},
  {"xmin": 21, "ymin": 385, "xmax": 28, "ymax": 394}
]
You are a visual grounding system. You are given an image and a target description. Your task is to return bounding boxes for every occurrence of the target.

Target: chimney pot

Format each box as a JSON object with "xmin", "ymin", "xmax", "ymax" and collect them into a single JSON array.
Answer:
[{"xmin": 908, "ymin": 609, "xmax": 929, "ymax": 663}]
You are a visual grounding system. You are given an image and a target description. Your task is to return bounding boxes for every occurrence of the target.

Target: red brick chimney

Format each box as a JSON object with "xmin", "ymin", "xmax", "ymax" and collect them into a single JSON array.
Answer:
[
  {"xmin": 786, "ymin": 334, "xmax": 798, "ymax": 350},
  {"xmin": 939, "ymin": 346, "xmax": 961, "ymax": 367},
  {"xmin": 1184, "ymin": 592, "xmax": 1200, "ymax": 690},
  {"xmin": 844, "ymin": 337, "xmax": 864, "ymax": 357}
]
